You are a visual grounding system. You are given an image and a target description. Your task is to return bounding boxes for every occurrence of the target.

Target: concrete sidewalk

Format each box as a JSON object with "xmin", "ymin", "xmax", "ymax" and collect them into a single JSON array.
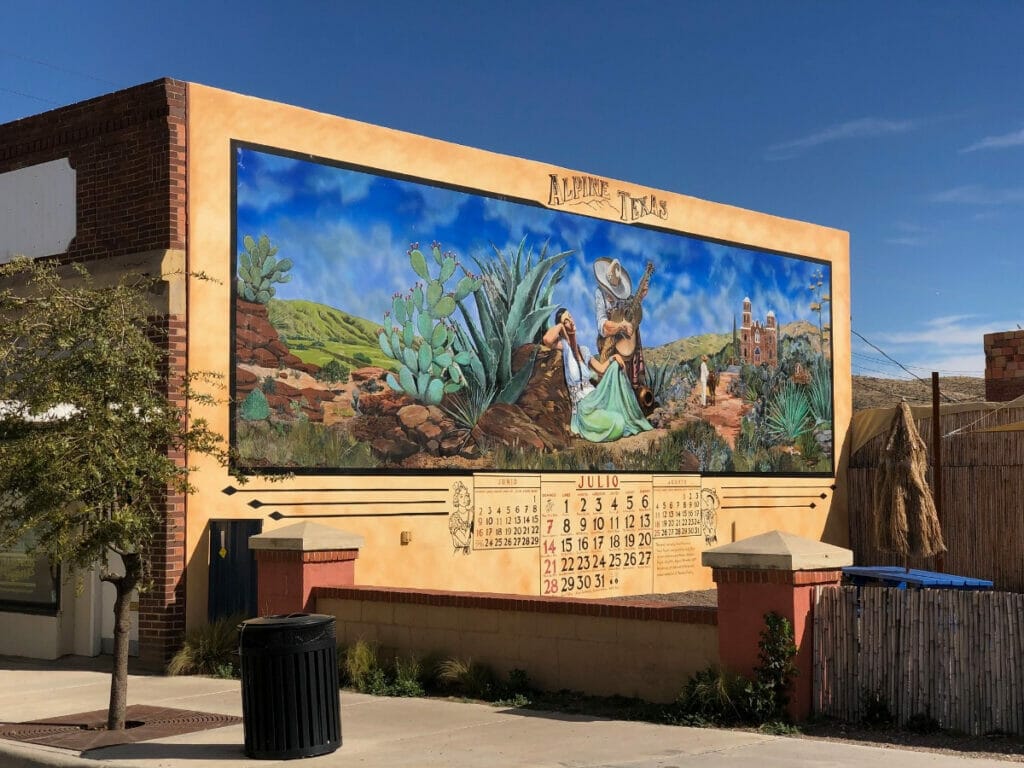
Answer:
[{"xmin": 0, "ymin": 656, "xmax": 1013, "ymax": 767}]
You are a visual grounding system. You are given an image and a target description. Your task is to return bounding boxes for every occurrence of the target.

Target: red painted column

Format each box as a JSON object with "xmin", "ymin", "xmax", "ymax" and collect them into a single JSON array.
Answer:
[
  {"xmin": 249, "ymin": 522, "xmax": 364, "ymax": 616},
  {"xmin": 713, "ymin": 566, "xmax": 843, "ymax": 720},
  {"xmin": 254, "ymin": 549, "xmax": 360, "ymax": 615},
  {"xmin": 703, "ymin": 530, "xmax": 852, "ymax": 722}
]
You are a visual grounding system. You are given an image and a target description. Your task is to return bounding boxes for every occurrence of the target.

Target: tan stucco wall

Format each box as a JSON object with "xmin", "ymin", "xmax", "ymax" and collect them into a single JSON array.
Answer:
[{"xmin": 184, "ymin": 82, "xmax": 851, "ymax": 628}]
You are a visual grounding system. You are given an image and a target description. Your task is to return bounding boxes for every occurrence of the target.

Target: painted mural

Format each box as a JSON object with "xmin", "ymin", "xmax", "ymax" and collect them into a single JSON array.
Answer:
[{"xmin": 232, "ymin": 144, "xmax": 833, "ymax": 475}]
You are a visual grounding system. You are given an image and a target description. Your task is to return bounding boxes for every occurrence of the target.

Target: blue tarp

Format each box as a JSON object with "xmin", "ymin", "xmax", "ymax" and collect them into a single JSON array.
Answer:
[{"xmin": 842, "ymin": 566, "xmax": 993, "ymax": 591}]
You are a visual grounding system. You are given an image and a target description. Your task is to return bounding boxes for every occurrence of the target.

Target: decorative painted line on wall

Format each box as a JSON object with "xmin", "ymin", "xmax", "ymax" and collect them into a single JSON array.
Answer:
[
  {"xmin": 720, "ymin": 502, "xmax": 820, "ymax": 510},
  {"xmin": 222, "ymin": 485, "xmax": 439, "ymax": 495},
  {"xmin": 717, "ymin": 483, "xmax": 836, "ymax": 491},
  {"xmin": 267, "ymin": 510, "xmax": 447, "ymax": 520},
  {"xmin": 249, "ymin": 499, "xmax": 446, "ymax": 509},
  {"xmin": 721, "ymin": 493, "xmax": 829, "ymax": 500}
]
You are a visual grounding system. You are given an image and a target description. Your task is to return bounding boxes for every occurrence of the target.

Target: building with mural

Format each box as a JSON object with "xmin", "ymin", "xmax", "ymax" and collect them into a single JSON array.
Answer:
[{"xmin": 0, "ymin": 79, "xmax": 851, "ymax": 664}]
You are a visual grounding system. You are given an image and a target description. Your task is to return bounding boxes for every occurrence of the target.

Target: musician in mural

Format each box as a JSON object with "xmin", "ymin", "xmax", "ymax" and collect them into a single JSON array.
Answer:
[
  {"xmin": 593, "ymin": 258, "xmax": 655, "ymax": 413},
  {"xmin": 542, "ymin": 307, "xmax": 651, "ymax": 443}
]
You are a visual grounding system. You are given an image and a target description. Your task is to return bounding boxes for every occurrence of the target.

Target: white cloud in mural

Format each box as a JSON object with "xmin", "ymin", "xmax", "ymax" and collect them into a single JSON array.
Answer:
[
  {"xmin": 481, "ymin": 197, "xmax": 555, "ymax": 241},
  {"xmin": 415, "ymin": 184, "xmax": 471, "ymax": 232},
  {"xmin": 306, "ymin": 163, "xmax": 374, "ymax": 204}
]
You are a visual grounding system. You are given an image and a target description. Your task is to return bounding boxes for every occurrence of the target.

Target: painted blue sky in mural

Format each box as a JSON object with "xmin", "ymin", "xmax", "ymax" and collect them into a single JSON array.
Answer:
[{"xmin": 236, "ymin": 147, "xmax": 830, "ymax": 352}]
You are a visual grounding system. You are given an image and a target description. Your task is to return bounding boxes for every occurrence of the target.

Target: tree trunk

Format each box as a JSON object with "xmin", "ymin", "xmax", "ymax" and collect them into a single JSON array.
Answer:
[{"xmin": 105, "ymin": 552, "xmax": 142, "ymax": 731}]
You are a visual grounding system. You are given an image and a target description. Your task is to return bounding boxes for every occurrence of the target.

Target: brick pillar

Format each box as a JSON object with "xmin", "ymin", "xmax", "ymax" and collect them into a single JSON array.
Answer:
[
  {"xmin": 984, "ymin": 329, "xmax": 1024, "ymax": 402},
  {"xmin": 137, "ymin": 312, "xmax": 189, "ymax": 668},
  {"xmin": 249, "ymin": 522, "xmax": 364, "ymax": 615},
  {"xmin": 703, "ymin": 530, "xmax": 852, "ymax": 721}
]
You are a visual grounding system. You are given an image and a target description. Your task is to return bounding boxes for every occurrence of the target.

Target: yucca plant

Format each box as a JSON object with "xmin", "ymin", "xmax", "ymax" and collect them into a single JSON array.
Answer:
[
  {"xmin": 436, "ymin": 657, "xmax": 499, "ymax": 699},
  {"xmin": 808, "ymin": 355, "xmax": 832, "ymax": 427},
  {"xmin": 167, "ymin": 614, "xmax": 244, "ymax": 677},
  {"xmin": 764, "ymin": 382, "xmax": 812, "ymax": 443}
]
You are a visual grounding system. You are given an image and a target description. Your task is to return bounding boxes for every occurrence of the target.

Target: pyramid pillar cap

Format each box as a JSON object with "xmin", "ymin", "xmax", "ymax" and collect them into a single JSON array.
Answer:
[
  {"xmin": 701, "ymin": 530, "xmax": 852, "ymax": 571},
  {"xmin": 249, "ymin": 521, "xmax": 364, "ymax": 552}
]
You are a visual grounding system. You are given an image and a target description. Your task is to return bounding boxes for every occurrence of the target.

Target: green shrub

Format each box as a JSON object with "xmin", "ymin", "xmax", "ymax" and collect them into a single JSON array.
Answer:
[
  {"xmin": 240, "ymin": 388, "xmax": 270, "ymax": 421},
  {"xmin": 436, "ymin": 657, "xmax": 500, "ymax": 700},
  {"xmin": 860, "ymin": 687, "xmax": 894, "ymax": 728},
  {"xmin": 677, "ymin": 611, "xmax": 798, "ymax": 727},
  {"xmin": 676, "ymin": 666, "xmax": 749, "ymax": 725},
  {"xmin": 316, "ymin": 359, "xmax": 349, "ymax": 383},
  {"xmin": 341, "ymin": 641, "xmax": 426, "ymax": 697},
  {"xmin": 167, "ymin": 614, "xmax": 243, "ymax": 677}
]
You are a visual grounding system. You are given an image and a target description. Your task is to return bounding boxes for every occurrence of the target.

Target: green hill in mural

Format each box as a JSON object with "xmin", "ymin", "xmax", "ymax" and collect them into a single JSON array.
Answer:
[
  {"xmin": 266, "ymin": 298, "xmax": 393, "ymax": 370},
  {"xmin": 646, "ymin": 320, "xmax": 826, "ymax": 367}
]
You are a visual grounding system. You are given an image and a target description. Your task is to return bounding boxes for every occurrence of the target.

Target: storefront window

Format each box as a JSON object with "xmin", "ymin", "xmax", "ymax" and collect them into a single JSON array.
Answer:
[{"xmin": 0, "ymin": 536, "xmax": 59, "ymax": 612}]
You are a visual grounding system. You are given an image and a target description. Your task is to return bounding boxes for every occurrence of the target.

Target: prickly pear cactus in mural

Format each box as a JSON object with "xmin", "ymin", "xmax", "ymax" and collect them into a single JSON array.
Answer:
[
  {"xmin": 377, "ymin": 243, "xmax": 480, "ymax": 406},
  {"xmin": 237, "ymin": 234, "xmax": 293, "ymax": 304}
]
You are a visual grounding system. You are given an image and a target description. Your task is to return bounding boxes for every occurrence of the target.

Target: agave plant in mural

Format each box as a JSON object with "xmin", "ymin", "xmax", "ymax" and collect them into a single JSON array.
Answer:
[{"xmin": 449, "ymin": 239, "xmax": 570, "ymax": 418}]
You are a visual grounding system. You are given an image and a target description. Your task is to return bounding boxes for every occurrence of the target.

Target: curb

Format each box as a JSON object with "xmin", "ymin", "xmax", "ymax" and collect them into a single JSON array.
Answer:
[{"xmin": 0, "ymin": 739, "xmax": 135, "ymax": 768}]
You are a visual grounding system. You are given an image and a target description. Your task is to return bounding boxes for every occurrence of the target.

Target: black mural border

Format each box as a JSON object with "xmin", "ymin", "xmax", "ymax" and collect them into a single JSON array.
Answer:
[{"xmin": 228, "ymin": 139, "xmax": 837, "ymax": 479}]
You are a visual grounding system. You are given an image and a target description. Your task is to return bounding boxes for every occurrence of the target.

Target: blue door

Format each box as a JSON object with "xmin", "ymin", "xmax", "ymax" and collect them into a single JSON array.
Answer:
[{"xmin": 208, "ymin": 519, "xmax": 261, "ymax": 622}]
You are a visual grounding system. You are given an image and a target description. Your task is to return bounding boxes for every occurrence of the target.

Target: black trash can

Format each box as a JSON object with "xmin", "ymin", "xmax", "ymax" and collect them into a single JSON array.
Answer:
[{"xmin": 239, "ymin": 613, "xmax": 342, "ymax": 759}]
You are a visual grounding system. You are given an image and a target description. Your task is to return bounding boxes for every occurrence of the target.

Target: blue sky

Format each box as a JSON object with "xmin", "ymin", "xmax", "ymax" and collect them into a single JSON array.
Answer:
[
  {"xmin": 4, "ymin": 1, "xmax": 1022, "ymax": 377},
  {"xmin": 236, "ymin": 146, "xmax": 829, "ymax": 352}
]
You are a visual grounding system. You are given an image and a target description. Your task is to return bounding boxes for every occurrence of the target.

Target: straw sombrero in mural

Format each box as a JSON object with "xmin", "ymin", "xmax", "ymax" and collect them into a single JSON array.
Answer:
[{"xmin": 593, "ymin": 258, "xmax": 632, "ymax": 300}]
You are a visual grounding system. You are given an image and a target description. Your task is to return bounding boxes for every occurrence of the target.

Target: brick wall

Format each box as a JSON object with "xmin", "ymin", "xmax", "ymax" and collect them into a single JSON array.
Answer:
[
  {"xmin": 138, "ymin": 314, "xmax": 190, "ymax": 667},
  {"xmin": 0, "ymin": 78, "xmax": 186, "ymax": 264},
  {"xmin": 1, "ymin": 80, "xmax": 190, "ymax": 665},
  {"xmin": 316, "ymin": 586, "xmax": 718, "ymax": 703},
  {"xmin": 984, "ymin": 330, "xmax": 1024, "ymax": 402}
]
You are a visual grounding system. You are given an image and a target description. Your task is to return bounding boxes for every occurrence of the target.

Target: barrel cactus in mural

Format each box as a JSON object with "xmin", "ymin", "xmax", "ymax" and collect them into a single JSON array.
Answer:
[
  {"xmin": 378, "ymin": 242, "xmax": 481, "ymax": 406},
  {"xmin": 237, "ymin": 234, "xmax": 293, "ymax": 304}
]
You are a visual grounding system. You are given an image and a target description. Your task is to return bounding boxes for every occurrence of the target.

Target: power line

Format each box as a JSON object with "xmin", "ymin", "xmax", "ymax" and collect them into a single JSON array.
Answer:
[
  {"xmin": 851, "ymin": 328, "xmax": 957, "ymax": 402},
  {"xmin": 0, "ymin": 48, "xmax": 117, "ymax": 86},
  {"xmin": 0, "ymin": 85, "xmax": 60, "ymax": 106}
]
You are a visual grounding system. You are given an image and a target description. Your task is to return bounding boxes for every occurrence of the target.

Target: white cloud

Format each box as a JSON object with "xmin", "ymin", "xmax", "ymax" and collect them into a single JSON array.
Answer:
[
  {"xmin": 960, "ymin": 126, "xmax": 1024, "ymax": 153},
  {"xmin": 929, "ymin": 185, "xmax": 1024, "ymax": 205},
  {"xmin": 766, "ymin": 118, "xmax": 919, "ymax": 160},
  {"xmin": 867, "ymin": 315, "xmax": 1022, "ymax": 377}
]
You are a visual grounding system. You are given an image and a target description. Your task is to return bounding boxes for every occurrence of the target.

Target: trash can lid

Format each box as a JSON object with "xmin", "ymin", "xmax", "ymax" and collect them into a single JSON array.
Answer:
[{"xmin": 240, "ymin": 613, "xmax": 335, "ymax": 630}]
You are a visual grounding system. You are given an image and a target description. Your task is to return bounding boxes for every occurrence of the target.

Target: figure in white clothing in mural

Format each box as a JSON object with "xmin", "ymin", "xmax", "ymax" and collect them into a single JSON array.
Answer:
[{"xmin": 543, "ymin": 307, "xmax": 651, "ymax": 443}]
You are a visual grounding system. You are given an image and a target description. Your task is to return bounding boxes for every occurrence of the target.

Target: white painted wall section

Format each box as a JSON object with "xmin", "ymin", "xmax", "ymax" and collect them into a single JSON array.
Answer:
[{"xmin": 0, "ymin": 158, "xmax": 76, "ymax": 263}]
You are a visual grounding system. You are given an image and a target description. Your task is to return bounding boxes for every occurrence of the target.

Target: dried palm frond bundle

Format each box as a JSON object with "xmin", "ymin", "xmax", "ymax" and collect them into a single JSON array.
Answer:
[{"xmin": 872, "ymin": 401, "xmax": 946, "ymax": 558}]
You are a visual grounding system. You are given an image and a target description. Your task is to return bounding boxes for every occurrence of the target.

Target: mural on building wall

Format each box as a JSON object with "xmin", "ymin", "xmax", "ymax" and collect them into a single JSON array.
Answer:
[{"xmin": 232, "ymin": 143, "xmax": 834, "ymax": 476}]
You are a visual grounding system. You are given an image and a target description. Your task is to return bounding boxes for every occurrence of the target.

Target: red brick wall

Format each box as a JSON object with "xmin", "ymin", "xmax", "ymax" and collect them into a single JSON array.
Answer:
[
  {"xmin": 984, "ymin": 330, "xmax": 1024, "ymax": 402},
  {"xmin": 0, "ymin": 78, "xmax": 186, "ymax": 263},
  {"xmin": 1, "ymin": 79, "xmax": 190, "ymax": 665},
  {"xmin": 138, "ymin": 314, "xmax": 190, "ymax": 668}
]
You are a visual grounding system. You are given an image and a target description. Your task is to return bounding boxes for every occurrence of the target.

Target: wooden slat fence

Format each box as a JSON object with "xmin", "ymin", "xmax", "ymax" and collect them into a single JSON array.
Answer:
[
  {"xmin": 814, "ymin": 585, "xmax": 1024, "ymax": 735},
  {"xmin": 850, "ymin": 404, "xmax": 1024, "ymax": 592}
]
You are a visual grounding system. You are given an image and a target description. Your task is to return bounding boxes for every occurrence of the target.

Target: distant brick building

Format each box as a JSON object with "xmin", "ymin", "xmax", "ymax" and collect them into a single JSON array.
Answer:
[
  {"xmin": 739, "ymin": 297, "xmax": 777, "ymax": 367},
  {"xmin": 984, "ymin": 329, "xmax": 1024, "ymax": 402}
]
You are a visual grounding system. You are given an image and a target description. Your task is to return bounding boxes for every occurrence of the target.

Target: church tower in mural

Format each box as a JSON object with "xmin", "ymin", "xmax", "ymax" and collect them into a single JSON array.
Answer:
[{"xmin": 739, "ymin": 297, "xmax": 777, "ymax": 366}]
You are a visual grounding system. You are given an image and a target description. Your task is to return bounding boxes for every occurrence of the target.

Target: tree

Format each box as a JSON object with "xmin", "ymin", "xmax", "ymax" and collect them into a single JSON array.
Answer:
[{"xmin": 0, "ymin": 257, "xmax": 227, "ymax": 730}]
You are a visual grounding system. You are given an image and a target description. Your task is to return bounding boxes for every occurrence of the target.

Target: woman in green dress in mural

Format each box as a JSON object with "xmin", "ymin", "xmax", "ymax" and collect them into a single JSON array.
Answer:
[{"xmin": 542, "ymin": 308, "xmax": 652, "ymax": 443}]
